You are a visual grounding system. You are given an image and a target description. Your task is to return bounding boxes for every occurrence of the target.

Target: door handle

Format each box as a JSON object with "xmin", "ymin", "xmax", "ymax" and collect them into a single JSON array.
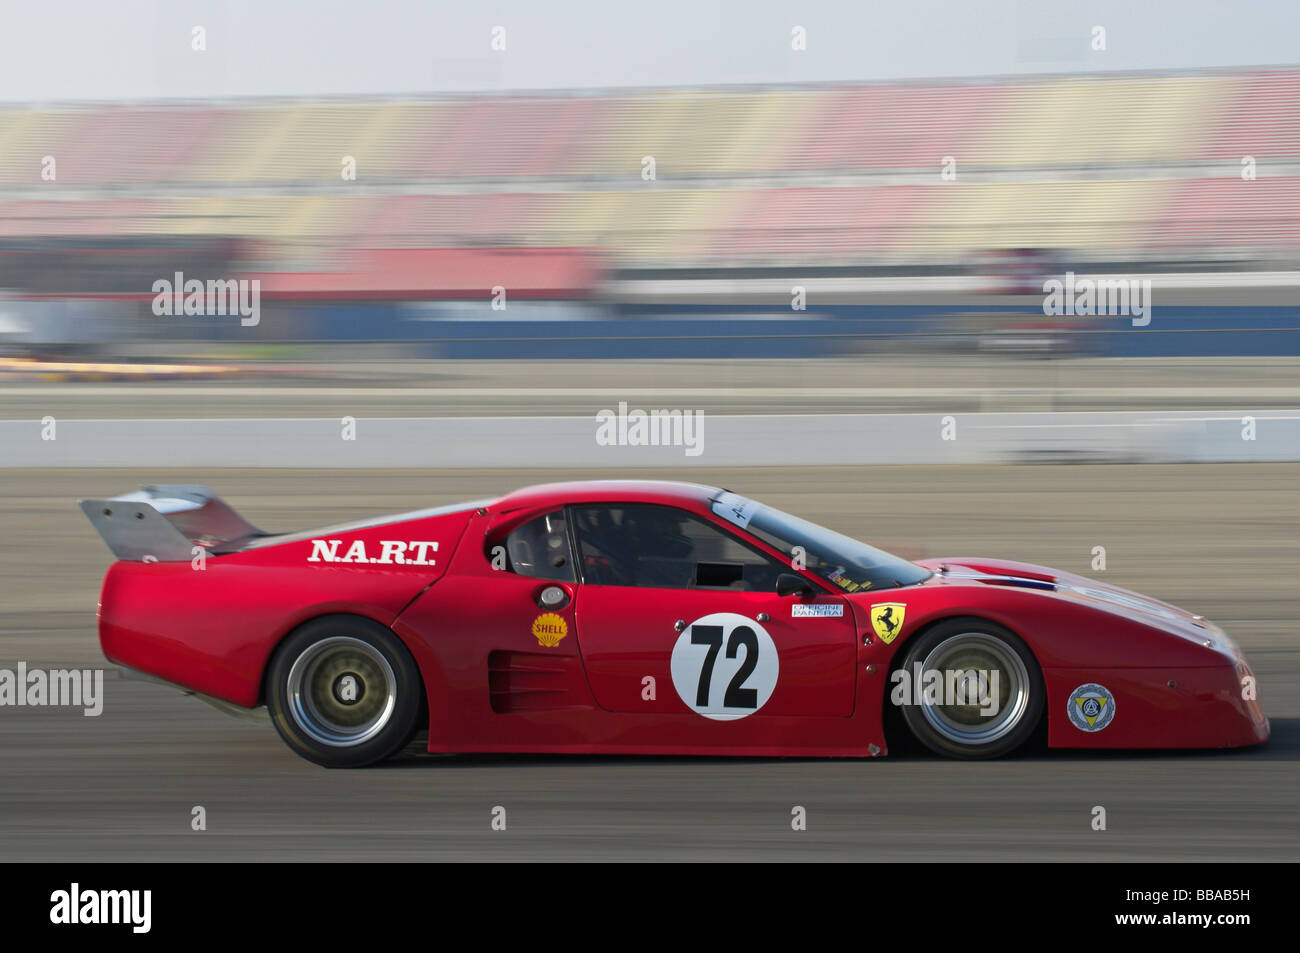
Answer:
[{"xmin": 674, "ymin": 619, "xmax": 686, "ymax": 632}]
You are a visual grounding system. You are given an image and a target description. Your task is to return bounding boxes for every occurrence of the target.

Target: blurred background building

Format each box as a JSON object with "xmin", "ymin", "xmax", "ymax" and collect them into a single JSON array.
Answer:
[{"xmin": 1, "ymin": 66, "xmax": 1298, "ymax": 364}]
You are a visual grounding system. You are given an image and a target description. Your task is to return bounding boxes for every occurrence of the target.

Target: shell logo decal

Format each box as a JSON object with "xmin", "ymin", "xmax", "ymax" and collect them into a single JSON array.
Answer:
[{"xmin": 531, "ymin": 612, "xmax": 568, "ymax": 648}]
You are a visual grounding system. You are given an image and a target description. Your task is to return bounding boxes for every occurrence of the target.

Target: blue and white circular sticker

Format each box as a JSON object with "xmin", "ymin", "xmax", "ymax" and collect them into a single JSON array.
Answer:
[{"xmin": 1067, "ymin": 683, "xmax": 1116, "ymax": 732}]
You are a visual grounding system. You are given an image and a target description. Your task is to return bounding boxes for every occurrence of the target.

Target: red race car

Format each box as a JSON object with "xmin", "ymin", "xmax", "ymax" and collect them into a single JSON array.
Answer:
[{"xmin": 81, "ymin": 481, "xmax": 1269, "ymax": 767}]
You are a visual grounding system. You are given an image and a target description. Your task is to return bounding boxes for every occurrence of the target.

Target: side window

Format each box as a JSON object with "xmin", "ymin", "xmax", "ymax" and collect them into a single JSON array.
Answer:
[
  {"xmin": 494, "ymin": 511, "xmax": 575, "ymax": 583},
  {"xmin": 570, "ymin": 504, "xmax": 786, "ymax": 591}
]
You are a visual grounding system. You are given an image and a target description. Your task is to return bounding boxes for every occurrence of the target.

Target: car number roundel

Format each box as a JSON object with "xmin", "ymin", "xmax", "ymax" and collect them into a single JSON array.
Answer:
[{"xmin": 670, "ymin": 612, "xmax": 779, "ymax": 720}]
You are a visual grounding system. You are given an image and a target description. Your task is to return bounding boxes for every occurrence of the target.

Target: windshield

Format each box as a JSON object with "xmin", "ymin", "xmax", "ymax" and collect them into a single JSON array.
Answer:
[{"xmin": 710, "ymin": 491, "xmax": 931, "ymax": 593}]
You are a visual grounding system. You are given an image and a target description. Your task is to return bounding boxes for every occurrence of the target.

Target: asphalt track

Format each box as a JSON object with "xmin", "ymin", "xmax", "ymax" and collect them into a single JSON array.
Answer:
[{"xmin": 0, "ymin": 464, "xmax": 1296, "ymax": 861}]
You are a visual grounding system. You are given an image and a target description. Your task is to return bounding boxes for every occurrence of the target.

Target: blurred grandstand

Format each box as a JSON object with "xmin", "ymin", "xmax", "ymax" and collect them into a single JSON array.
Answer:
[{"xmin": 1, "ymin": 66, "xmax": 1298, "ymax": 360}]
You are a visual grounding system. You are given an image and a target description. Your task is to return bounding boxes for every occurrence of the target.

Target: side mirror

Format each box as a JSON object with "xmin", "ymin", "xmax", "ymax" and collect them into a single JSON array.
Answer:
[{"xmin": 775, "ymin": 573, "xmax": 813, "ymax": 598}]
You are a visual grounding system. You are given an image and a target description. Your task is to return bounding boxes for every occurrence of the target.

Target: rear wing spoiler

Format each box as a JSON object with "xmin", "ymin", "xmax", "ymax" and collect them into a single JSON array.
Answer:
[{"xmin": 79, "ymin": 485, "xmax": 266, "ymax": 561}]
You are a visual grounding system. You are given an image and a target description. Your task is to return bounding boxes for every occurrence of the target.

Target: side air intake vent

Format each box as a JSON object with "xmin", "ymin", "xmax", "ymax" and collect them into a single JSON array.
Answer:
[{"xmin": 488, "ymin": 651, "xmax": 590, "ymax": 713}]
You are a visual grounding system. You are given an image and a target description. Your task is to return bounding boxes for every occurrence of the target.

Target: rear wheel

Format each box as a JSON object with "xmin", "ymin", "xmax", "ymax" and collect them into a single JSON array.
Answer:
[
  {"xmin": 267, "ymin": 615, "xmax": 422, "ymax": 768},
  {"xmin": 895, "ymin": 618, "xmax": 1044, "ymax": 759}
]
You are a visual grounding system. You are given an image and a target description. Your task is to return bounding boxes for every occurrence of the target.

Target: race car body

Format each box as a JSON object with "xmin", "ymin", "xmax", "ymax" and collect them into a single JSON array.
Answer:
[{"xmin": 82, "ymin": 481, "xmax": 1269, "ymax": 766}]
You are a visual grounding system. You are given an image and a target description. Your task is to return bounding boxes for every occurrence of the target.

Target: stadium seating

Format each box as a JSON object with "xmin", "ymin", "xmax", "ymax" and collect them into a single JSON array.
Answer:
[{"xmin": 1, "ymin": 68, "xmax": 1297, "ymax": 265}]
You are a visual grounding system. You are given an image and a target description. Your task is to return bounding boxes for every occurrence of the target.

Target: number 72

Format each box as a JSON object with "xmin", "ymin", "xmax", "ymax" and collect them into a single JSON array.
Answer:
[{"xmin": 690, "ymin": 624, "xmax": 758, "ymax": 709}]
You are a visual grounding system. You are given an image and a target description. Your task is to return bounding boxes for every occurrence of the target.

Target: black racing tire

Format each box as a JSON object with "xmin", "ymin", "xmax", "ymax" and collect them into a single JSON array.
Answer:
[
  {"xmin": 266, "ymin": 615, "xmax": 423, "ymax": 768},
  {"xmin": 894, "ymin": 617, "xmax": 1044, "ymax": 760}
]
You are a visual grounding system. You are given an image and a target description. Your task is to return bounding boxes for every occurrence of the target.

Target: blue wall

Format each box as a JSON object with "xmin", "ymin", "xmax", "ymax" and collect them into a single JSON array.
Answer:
[{"xmin": 276, "ymin": 302, "xmax": 1300, "ymax": 359}]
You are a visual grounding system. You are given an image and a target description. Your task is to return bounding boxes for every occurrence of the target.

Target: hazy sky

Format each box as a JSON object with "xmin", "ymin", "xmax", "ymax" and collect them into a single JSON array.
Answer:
[{"xmin": 1, "ymin": 0, "xmax": 1296, "ymax": 102}]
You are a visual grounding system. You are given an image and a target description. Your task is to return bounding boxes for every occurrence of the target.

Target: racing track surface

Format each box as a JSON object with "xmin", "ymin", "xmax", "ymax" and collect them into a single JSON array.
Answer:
[{"xmin": 0, "ymin": 464, "xmax": 1296, "ymax": 861}]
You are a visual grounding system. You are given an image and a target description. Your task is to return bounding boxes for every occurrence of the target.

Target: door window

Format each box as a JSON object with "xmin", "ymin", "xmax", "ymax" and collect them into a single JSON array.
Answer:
[{"xmin": 569, "ymin": 504, "xmax": 786, "ymax": 591}]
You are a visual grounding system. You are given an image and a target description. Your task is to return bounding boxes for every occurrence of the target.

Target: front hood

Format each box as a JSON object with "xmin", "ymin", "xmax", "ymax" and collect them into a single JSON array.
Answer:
[{"xmin": 913, "ymin": 556, "xmax": 1237, "ymax": 655}]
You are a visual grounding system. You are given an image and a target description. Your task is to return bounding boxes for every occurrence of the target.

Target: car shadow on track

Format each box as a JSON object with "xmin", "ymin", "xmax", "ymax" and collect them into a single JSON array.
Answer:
[
  {"xmin": 1031, "ymin": 715, "xmax": 1297, "ymax": 764},
  {"xmin": 374, "ymin": 717, "xmax": 1297, "ymax": 769}
]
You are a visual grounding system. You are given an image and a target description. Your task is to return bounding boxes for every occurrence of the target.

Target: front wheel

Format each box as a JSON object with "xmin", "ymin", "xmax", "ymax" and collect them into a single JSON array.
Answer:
[
  {"xmin": 267, "ymin": 615, "xmax": 423, "ymax": 768},
  {"xmin": 894, "ymin": 618, "xmax": 1044, "ymax": 759}
]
